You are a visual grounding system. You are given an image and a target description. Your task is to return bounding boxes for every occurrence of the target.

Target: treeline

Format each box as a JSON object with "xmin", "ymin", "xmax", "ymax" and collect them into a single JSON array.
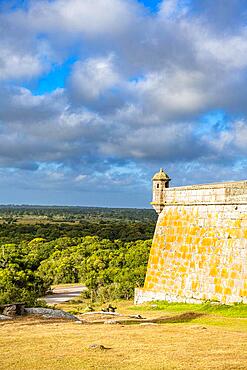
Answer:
[
  {"xmin": 0, "ymin": 219, "xmax": 155, "ymax": 244},
  {"xmin": 0, "ymin": 237, "xmax": 152, "ymax": 305},
  {"xmin": 0, "ymin": 205, "xmax": 157, "ymax": 222}
]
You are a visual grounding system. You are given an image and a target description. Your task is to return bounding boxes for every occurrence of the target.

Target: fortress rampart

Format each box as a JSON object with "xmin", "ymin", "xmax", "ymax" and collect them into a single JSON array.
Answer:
[
  {"xmin": 157, "ymin": 181, "xmax": 247, "ymax": 205},
  {"xmin": 135, "ymin": 172, "xmax": 247, "ymax": 305}
]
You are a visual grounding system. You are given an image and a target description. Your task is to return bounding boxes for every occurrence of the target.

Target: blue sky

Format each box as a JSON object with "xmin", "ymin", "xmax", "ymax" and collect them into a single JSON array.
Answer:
[
  {"xmin": 0, "ymin": 0, "xmax": 247, "ymax": 207},
  {"xmin": 138, "ymin": 0, "xmax": 161, "ymax": 12}
]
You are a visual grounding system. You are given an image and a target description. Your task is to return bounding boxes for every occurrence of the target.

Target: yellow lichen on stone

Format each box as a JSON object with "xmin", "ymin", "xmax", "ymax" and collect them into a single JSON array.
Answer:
[{"xmin": 139, "ymin": 203, "xmax": 247, "ymax": 304}]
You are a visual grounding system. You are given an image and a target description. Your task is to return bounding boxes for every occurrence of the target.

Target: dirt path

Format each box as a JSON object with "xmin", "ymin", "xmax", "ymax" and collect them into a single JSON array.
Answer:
[{"xmin": 44, "ymin": 285, "xmax": 86, "ymax": 305}]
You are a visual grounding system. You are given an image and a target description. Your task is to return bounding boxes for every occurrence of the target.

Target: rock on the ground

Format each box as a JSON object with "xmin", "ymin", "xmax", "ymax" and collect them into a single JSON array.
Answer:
[
  {"xmin": 129, "ymin": 314, "xmax": 145, "ymax": 319},
  {"xmin": 191, "ymin": 325, "xmax": 207, "ymax": 330},
  {"xmin": 25, "ymin": 307, "xmax": 80, "ymax": 321},
  {"xmin": 0, "ymin": 303, "xmax": 25, "ymax": 317},
  {"xmin": 88, "ymin": 344, "xmax": 111, "ymax": 350},
  {"xmin": 0, "ymin": 314, "xmax": 12, "ymax": 320},
  {"xmin": 104, "ymin": 319, "xmax": 119, "ymax": 325},
  {"xmin": 3, "ymin": 305, "xmax": 17, "ymax": 317}
]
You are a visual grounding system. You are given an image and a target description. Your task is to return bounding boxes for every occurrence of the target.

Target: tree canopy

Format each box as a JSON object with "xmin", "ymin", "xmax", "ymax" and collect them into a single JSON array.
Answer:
[{"xmin": 0, "ymin": 236, "xmax": 152, "ymax": 305}]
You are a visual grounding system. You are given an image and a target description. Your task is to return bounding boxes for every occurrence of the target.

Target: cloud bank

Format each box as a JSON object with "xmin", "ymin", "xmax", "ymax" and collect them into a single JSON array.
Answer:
[{"xmin": 0, "ymin": 0, "xmax": 247, "ymax": 206}]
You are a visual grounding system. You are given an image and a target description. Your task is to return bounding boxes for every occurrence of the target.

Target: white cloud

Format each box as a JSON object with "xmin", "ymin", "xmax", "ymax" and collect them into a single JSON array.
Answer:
[
  {"xmin": 231, "ymin": 120, "xmax": 247, "ymax": 154},
  {"xmin": 133, "ymin": 69, "xmax": 211, "ymax": 120},
  {"xmin": 159, "ymin": 0, "xmax": 189, "ymax": 19},
  {"xmin": 75, "ymin": 174, "xmax": 87, "ymax": 182},
  {"xmin": 28, "ymin": 0, "xmax": 141, "ymax": 37},
  {"xmin": 190, "ymin": 24, "xmax": 247, "ymax": 70},
  {"xmin": 0, "ymin": 45, "xmax": 44, "ymax": 80},
  {"xmin": 69, "ymin": 55, "xmax": 120, "ymax": 101}
]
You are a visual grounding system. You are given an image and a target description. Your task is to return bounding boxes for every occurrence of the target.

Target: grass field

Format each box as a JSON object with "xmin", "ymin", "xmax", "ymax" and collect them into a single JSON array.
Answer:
[
  {"xmin": 131, "ymin": 301, "xmax": 247, "ymax": 318},
  {"xmin": 1, "ymin": 301, "xmax": 247, "ymax": 370}
]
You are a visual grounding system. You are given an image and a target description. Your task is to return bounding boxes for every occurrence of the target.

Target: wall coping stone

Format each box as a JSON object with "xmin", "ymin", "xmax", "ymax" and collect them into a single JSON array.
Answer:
[{"xmin": 166, "ymin": 180, "xmax": 247, "ymax": 191}]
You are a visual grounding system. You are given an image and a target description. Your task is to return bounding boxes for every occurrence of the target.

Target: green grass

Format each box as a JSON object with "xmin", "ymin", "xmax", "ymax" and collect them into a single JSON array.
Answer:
[
  {"xmin": 1, "ymin": 299, "xmax": 247, "ymax": 370},
  {"xmin": 1, "ymin": 298, "xmax": 246, "ymax": 369},
  {"xmin": 130, "ymin": 301, "xmax": 247, "ymax": 318}
]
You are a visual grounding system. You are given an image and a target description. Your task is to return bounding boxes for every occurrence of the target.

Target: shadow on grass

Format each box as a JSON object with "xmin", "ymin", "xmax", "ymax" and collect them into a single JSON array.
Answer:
[
  {"xmin": 117, "ymin": 312, "xmax": 204, "ymax": 325},
  {"xmin": 151, "ymin": 311, "xmax": 204, "ymax": 324},
  {"xmin": 0, "ymin": 311, "xmax": 204, "ymax": 327}
]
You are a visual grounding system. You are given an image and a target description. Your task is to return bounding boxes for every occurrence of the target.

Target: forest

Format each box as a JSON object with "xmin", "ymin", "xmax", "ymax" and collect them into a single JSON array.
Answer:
[{"xmin": 0, "ymin": 206, "xmax": 156, "ymax": 305}]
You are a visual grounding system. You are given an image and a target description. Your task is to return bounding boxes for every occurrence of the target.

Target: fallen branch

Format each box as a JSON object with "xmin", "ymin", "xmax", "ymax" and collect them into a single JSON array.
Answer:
[
  {"xmin": 80, "ymin": 311, "xmax": 123, "ymax": 317},
  {"xmin": 80, "ymin": 312, "xmax": 145, "ymax": 319},
  {"xmin": 84, "ymin": 312, "xmax": 204, "ymax": 325}
]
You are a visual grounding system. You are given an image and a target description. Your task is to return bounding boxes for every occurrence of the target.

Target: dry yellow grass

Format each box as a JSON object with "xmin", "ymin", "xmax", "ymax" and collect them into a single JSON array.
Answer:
[{"xmin": 1, "ymin": 314, "xmax": 247, "ymax": 370}]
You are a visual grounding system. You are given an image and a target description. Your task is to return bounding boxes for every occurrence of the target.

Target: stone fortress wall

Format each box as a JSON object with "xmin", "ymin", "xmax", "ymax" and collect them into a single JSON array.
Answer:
[{"xmin": 135, "ymin": 172, "xmax": 247, "ymax": 305}]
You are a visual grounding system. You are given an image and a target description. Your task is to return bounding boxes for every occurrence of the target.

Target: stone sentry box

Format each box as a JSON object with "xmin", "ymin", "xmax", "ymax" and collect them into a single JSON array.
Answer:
[{"xmin": 135, "ymin": 169, "xmax": 247, "ymax": 304}]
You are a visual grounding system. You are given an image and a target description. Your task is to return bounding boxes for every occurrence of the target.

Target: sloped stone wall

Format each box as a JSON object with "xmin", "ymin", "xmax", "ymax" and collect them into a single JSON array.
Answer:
[{"xmin": 135, "ymin": 182, "xmax": 247, "ymax": 304}]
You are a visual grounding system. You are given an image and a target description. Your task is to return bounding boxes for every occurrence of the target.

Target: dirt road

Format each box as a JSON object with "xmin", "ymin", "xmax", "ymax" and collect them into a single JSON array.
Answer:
[{"xmin": 44, "ymin": 285, "xmax": 86, "ymax": 305}]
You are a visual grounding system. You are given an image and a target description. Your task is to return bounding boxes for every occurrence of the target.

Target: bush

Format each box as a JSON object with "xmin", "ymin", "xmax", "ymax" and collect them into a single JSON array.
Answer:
[
  {"xmin": 0, "ymin": 236, "xmax": 152, "ymax": 305},
  {"xmin": 38, "ymin": 237, "xmax": 152, "ymax": 302},
  {"xmin": 0, "ymin": 243, "xmax": 50, "ymax": 305}
]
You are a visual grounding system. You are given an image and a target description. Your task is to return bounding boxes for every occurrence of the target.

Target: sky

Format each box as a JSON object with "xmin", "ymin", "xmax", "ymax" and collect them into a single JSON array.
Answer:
[{"xmin": 1, "ymin": 0, "xmax": 247, "ymax": 207}]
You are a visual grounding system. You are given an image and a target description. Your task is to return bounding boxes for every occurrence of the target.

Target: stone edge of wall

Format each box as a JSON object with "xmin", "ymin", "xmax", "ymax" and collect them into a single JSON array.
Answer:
[
  {"xmin": 134, "ymin": 288, "xmax": 204, "ymax": 305},
  {"xmin": 160, "ymin": 180, "xmax": 247, "ymax": 206},
  {"xmin": 134, "ymin": 288, "xmax": 247, "ymax": 305},
  {"xmin": 167, "ymin": 180, "xmax": 247, "ymax": 191}
]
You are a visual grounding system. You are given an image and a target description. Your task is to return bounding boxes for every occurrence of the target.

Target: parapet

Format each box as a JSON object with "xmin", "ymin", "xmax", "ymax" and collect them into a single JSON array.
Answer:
[{"xmin": 161, "ymin": 181, "xmax": 247, "ymax": 205}]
